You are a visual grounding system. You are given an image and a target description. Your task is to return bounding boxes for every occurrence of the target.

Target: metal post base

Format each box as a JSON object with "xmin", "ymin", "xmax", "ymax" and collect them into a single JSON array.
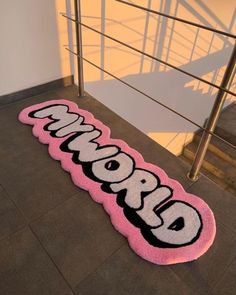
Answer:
[{"xmin": 187, "ymin": 172, "xmax": 199, "ymax": 182}]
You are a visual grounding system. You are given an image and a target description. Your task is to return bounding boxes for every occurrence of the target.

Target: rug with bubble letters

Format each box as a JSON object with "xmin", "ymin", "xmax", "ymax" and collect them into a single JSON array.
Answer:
[{"xmin": 18, "ymin": 99, "xmax": 216, "ymax": 265}]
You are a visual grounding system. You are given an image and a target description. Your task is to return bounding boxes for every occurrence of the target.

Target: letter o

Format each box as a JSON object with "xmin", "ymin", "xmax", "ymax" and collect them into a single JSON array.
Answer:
[{"xmin": 91, "ymin": 152, "xmax": 134, "ymax": 183}]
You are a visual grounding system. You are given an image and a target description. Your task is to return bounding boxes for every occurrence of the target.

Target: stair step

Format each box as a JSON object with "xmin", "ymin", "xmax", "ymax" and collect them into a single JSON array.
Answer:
[
  {"xmin": 182, "ymin": 140, "xmax": 236, "ymax": 194},
  {"xmin": 215, "ymin": 103, "xmax": 236, "ymax": 146},
  {"xmin": 180, "ymin": 155, "xmax": 236, "ymax": 195},
  {"xmin": 194, "ymin": 133, "xmax": 236, "ymax": 168},
  {"xmin": 215, "ymin": 126, "xmax": 236, "ymax": 147}
]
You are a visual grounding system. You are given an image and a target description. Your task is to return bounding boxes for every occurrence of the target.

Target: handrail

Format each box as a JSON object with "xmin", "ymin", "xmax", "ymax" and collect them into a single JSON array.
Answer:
[
  {"xmin": 62, "ymin": 14, "xmax": 236, "ymax": 98},
  {"xmin": 188, "ymin": 44, "xmax": 236, "ymax": 180},
  {"xmin": 63, "ymin": 0, "xmax": 236, "ymax": 182},
  {"xmin": 73, "ymin": 0, "xmax": 84, "ymax": 96},
  {"xmin": 115, "ymin": 0, "xmax": 236, "ymax": 39},
  {"xmin": 65, "ymin": 47, "xmax": 236, "ymax": 152}
]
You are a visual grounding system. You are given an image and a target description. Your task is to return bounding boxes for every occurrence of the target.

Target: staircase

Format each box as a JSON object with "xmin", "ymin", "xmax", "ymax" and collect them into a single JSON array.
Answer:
[{"xmin": 180, "ymin": 103, "xmax": 236, "ymax": 195}]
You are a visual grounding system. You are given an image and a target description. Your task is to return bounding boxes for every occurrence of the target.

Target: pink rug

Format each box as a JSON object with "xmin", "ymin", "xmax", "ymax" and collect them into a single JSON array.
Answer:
[{"xmin": 19, "ymin": 99, "xmax": 216, "ymax": 265}]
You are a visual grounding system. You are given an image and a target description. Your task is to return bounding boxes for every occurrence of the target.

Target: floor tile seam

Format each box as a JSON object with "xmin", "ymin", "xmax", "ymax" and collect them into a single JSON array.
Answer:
[
  {"xmin": 211, "ymin": 210, "xmax": 236, "ymax": 234},
  {"xmin": 186, "ymin": 179, "xmax": 199, "ymax": 190},
  {"xmin": 0, "ymin": 89, "xmax": 56, "ymax": 111},
  {"xmin": 0, "ymin": 225, "xmax": 29, "ymax": 243},
  {"xmin": 208, "ymin": 247, "xmax": 236, "ymax": 290},
  {"xmin": 189, "ymin": 173, "xmax": 235, "ymax": 196},
  {"xmin": 0, "ymin": 183, "xmax": 29, "ymax": 223},
  {"xmin": 210, "ymin": 252, "xmax": 236, "ymax": 291},
  {"xmin": 55, "ymin": 91, "xmax": 75, "ymax": 98},
  {"xmin": 169, "ymin": 262, "xmax": 214, "ymax": 295},
  {"xmin": 186, "ymin": 175, "xmax": 236, "ymax": 233},
  {"xmin": 0, "ymin": 187, "xmax": 125, "ymax": 291},
  {"xmin": 29, "ymin": 190, "xmax": 127, "ymax": 289},
  {"xmin": 54, "ymin": 89, "xmax": 80, "ymax": 101},
  {"xmin": 28, "ymin": 223, "xmax": 77, "ymax": 295},
  {"xmin": 185, "ymin": 171, "xmax": 214, "ymax": 190},
  {"xmin": 28, "ymin": 192, "xmax": 83, "ymax": 225},
  {"xmin": 73, "ymin": 242, "xmax": 125, "ymax": 291},
  {"xmin": 0, "ymin": 181, "xmax": 80, "ymax": 227},
  {"xmin": 169, "ymin": 230, "xmax": 236, "ymax": 293}
]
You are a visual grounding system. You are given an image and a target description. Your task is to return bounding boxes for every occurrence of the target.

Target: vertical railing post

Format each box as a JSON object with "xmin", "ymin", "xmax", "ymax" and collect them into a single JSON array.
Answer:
[
  {"xmin": 188, "ymin": 43, "xmax": 236, "ymax": 181},
  {"xmin": 74, "ymin": 0, "xmax": 84, "ymax": 97}
]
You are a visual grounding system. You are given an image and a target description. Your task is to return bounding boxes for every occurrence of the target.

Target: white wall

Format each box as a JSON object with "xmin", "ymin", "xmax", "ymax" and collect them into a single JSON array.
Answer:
[
  {"xmin": 76, "ymin": 0, "xmax": 236, "ymax": 155},
  {"xmin": 85, "ymin": 45, "xmax": 234, "ymax": 155},
  {"xmin": 0, "ymin": 0, "xmax": 71, "ymax": 96},
  {"xmin": 0, "ymin": 0, "xmax": 235, "ymax": 155}
]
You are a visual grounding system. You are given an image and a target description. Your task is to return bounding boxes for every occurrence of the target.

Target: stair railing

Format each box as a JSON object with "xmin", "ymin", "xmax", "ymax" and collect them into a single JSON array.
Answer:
[
  {"xmin": 188, "ymin": 45, "xmax": 236, "ymax": 180},
  {"xmin": 62, "ymin": 0, "xmax": 236, "ymax": 182}
]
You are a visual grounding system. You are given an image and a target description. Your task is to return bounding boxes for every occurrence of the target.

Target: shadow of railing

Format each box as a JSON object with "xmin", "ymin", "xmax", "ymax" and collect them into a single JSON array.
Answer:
[{"xmin": 64, "ymin": 0, "xmax": 236, "ymax": 155}]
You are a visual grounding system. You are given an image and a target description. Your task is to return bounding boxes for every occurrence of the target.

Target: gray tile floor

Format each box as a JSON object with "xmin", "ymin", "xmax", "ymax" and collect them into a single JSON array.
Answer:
[{"xmin": 0, "ymin": 85, "xmax": 235, "ymax": 295}]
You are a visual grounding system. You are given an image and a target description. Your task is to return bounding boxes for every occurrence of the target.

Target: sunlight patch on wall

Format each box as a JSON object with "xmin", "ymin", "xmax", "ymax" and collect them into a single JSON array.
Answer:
[
  {"xmin": 63, "ymin": 0, "xmax": 236, "ymax": 156},
  {"xmin": 55, "ymin": 0, "xmax": 71, "ymax": 79},
  {"xmin": 148, "ymin": 131, "xmax": 194, "ymax": 156}
]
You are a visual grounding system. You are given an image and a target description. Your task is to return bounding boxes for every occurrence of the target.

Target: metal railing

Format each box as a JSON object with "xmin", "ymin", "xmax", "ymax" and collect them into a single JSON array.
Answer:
[
  {"xmin": 115, "ymin": 0, "xmax": 236, "ymax": 39},
  {"xmin": 62, "ymin": 0, "xmax": 236, "ymax": 181}
]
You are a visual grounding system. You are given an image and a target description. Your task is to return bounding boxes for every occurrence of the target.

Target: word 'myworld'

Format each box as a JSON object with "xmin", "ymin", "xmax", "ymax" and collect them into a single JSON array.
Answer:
[{"xmin": 19, "ymin": 99, "xmax": 216, "ymax": 265}]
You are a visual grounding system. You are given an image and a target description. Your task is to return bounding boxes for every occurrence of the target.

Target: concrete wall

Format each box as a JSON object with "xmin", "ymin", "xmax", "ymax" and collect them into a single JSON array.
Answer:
[{"xmin": 0, "ymin": 0, "xmax": 71, "ymax": 96}]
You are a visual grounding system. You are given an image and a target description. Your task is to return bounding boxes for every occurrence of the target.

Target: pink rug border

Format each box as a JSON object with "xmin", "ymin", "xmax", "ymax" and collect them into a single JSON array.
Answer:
[{"xmin": 18, "ymin": 99, "xmax": 216, "ymax": 265}]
